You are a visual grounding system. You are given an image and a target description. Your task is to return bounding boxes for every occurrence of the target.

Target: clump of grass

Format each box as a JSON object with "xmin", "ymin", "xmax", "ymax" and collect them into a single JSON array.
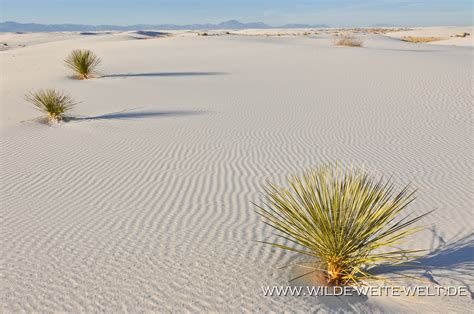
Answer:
[
  {"xmin": 401, "ymin": 36, "xmax": 443, "ymax": 43},
  {"xmin": 335, "ymin": 35, "xmax": 363, "ymax": 47},
  {"xmin": 64, "ymin": 49, "xmax": 101, "ymax": 79},
  {"xmin": 255, "ymin": 164, "xmax": 430, "ymax": 286},
  {"xmin": 24, "ymin": 89, "xmax": 76, "ymax": 123}
]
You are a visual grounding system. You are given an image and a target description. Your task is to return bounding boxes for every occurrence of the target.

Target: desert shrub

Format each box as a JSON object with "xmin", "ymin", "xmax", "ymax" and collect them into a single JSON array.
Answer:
[
  {"xmin": 401, "ymin": 36, "xmax": 443, "ymax": 43},
  {"xmin": 64, "ymin": 49, "xmax": 101, "ymax": 79},
  {"xmin": 255, "ymin": 164, "xmax": 430, "ymax": 286},
  {"xmin": 335, "ymin": 35, "xmax": 363, "ymax": 47},
  {"xmin": 24, "ymin": 89, "xmax": 76, "ymax": 123}
]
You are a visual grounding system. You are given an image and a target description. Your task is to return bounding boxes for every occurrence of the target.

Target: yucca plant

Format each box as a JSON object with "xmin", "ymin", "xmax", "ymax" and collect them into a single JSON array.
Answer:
[
  {"xmin": 64, "ymin": 49, "xmax": 101, "ymax": 79},
  {"xmin": 24, "ymin": 89, "xmax": 76, "ymax": 123},
  {"xmin": 255, "ymin": 164, "xmax": 431, "ymax": 286}
]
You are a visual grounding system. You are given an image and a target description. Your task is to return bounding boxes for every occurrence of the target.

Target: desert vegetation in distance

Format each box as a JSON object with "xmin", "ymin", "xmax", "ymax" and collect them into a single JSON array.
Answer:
[
  {"xmin": 24, "ymin": 89, "xmax": 77, "ymax": 123},
  {"xmin": 327, "ymin": 27, "xmax": 410, "ymax": 36},
  {"xmin": 455, "ymin": 32, "xmax": 470, "ymax": 38},
  {"xmin": 255, "ymin": 164, "xmax": 431, "ymax": 286},
  {"xmin": 334, "ymin": 35, "xmax": 363, "ymax": 47},
  {"xmin": 401, "ymin": 36, "xmax": 444, "ymax": 43},
  {"xmin": 64, "ymin": 49, "xmax": 102, "ymax": 79}
]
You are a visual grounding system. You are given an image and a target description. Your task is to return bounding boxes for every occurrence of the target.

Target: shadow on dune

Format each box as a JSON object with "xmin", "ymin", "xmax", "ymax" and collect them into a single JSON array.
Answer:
[
  {"xmin": 80, "ymin": 31, "xmax": 113, "ymax": 36},
  {"xmin": 289, "ymin": 230, "xmax": 474, "ymax": 311},
  {"xmin": 70, "ymin": 109, "xmax": 207, "ymax": 121},
  {"xmin": 372, "ymin": 232, "xmax": 473, "ymax": 276},
  {"xmin": 370, "ymin": 47, "xmax": 440, "ymax": 53},
  {"xmin": 135, "ymin": 31, "xmax": 169, "ymax": 37},
  {"xmin": 102, "ymin": 71, "xmax": 227, "ymax": 78},
  {"xmin": 371, "ymin": 231, "xmax": 474, "ymax": 298}
]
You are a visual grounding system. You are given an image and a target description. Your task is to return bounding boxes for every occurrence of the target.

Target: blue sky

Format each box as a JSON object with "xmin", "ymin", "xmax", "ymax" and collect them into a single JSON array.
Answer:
[{"xmin": 1, "ymin": 0, "xmax": 472, "ymax": 26}]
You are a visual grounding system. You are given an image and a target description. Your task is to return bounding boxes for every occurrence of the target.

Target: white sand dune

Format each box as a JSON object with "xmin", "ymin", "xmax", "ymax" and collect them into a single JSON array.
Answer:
[
  {"xmin": 385, "ymin": 26, "xmax": 473, "ymax": 47},
  {"xmin": 1, "ymin": 30, "xmax": 473, "ymax": 312}
]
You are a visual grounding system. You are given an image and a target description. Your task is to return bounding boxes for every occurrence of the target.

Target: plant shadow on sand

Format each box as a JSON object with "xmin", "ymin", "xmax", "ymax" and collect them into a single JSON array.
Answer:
[
  {"xmin": 287, "ymin": 230, "xmax": 473, "ymax": 311},
  {"xmin": 102, "ymin": 71, "xmax": 227, "ymax": 78},
  {"xmin": 370, "ymin": 47, "xmax": 440, "ymax": 53},
  {"xmin": 68, "ymin": 109, "xmax": 207, "ymax": 121},
  {"xmin": 371, "ymin": 229, "xmax": 474, "ymax": 298}
]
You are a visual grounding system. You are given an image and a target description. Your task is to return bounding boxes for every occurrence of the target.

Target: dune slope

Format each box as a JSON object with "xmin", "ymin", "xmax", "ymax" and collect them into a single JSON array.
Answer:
[{"xmin": 1, "ymin": 32, "xmax": 473, "ymax": 312}]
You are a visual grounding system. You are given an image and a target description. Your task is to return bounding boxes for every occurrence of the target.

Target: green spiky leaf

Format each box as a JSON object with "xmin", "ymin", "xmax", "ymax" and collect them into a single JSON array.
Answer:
[
  {"xmin": 24, "ymin": 89, "xmax": 76, "ymax": 123},
  {"xmin": 64, "ymin": 49, "xmax": 101, "ymax": 79},
  {"xmin": 255, "ymin": 164, "xmax": 431, "ymax": 285}
]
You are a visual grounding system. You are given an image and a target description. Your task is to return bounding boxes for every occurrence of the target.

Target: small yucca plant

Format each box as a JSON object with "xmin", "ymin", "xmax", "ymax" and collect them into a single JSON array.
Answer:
[
  {"xmin": 64, "ymin": 49, "xmax": 101, "ymax": 79},
  {"xmin": 24, "ymin": 89, "xmax": 76, "ymax": 123},
  {"xmin": 256, "ymin": 164, "xmax": 430, "ymax": 286}
]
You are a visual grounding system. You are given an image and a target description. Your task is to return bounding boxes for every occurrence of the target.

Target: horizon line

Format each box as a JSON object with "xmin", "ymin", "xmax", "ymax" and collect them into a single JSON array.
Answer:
[{"xmin": 3, "ymin": 20, "xmax": 471, "ymax": 29}]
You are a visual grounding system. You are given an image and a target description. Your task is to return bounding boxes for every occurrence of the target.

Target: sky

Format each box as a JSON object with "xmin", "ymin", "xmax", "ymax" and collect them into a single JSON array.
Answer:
[{"xmin": 1, "ymin": 0, "xmax": 472, "ymax": 27}]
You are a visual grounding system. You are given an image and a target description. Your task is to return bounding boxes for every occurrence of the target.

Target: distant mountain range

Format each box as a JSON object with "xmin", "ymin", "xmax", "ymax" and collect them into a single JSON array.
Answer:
[{"xmin": 0, "ymin": 20, "xmax": 330, "ymax": 32}]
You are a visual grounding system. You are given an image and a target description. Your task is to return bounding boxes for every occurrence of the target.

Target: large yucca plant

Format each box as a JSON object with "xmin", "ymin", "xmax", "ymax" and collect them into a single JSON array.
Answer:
[
  {"xmin": 24, "ymin": 89, "xmax": 76, "ymax": 123},
  {"xmin": 64, "ymin": 49, "xmax": 101, "ymax": 79},
  {"xmin": 255, "ymin": 164, "xmax": 430, "ymax": 286}
]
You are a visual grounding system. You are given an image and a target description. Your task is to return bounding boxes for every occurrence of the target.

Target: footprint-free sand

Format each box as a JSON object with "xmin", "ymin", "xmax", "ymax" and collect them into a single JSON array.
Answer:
[{"xmin": 1, "ymin": 29, "xmax": 473, "ymax": 312}]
